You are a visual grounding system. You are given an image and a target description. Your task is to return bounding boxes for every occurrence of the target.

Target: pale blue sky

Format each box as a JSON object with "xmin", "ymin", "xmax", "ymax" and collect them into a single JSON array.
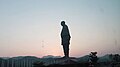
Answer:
[{"xmin": 0, "ymin": 0, "xmax": 120, "ymax": 57}]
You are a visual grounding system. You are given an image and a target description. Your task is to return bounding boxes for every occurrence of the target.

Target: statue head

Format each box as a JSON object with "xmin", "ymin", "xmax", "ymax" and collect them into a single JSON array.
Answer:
[{"xmin": 61, "ymin": 21, "xmax": 65, "ymax": 26}]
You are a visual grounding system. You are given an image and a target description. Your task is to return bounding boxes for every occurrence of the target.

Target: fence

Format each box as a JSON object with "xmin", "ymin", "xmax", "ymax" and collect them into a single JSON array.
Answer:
[{"xmin": 0, "ymin": 57, "xmax": 39, "ymax": 67}]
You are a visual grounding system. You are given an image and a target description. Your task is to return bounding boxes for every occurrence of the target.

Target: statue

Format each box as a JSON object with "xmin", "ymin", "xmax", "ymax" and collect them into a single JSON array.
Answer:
[
  {"xmin": 60, "ymin": 21, "xmax": 71, "ymax": 58},
  {"xmin": 89, "ymin": 52, "xmax": 98, "ymax": 67}
]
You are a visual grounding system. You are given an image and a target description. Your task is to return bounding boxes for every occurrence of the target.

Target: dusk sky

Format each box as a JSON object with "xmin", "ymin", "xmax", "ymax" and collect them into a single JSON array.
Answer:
[{"xmin": 0, "ymin": 0, "xmax": 120, "ymax": 57}]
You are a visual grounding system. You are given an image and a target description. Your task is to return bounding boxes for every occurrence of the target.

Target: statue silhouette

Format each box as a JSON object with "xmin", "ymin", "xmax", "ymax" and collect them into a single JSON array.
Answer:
[{"xmin": 60, "ymin": 21, "xmax": 71, "ymax": 58}]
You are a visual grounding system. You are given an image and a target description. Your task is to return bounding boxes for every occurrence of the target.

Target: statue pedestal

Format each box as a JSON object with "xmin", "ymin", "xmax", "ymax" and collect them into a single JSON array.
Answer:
[
  {"xmin": 44, "ymin": 57, "xmax": 78, "ymax": 66},
  {"xmin": 33, "ymin": 57, "xmax": 79, "ymax": 67}
]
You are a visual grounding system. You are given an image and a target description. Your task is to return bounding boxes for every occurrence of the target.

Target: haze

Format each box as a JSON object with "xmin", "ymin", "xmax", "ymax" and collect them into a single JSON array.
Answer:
[{"xmin": 0, "ymin": 0, "xmax": 120, "ymax": 57}]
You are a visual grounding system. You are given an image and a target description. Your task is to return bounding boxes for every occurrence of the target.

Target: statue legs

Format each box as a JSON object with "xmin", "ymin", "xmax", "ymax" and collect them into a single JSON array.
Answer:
[{"xmin": 63, "ymin": 44, "xmax": 69, "ymax": 58}]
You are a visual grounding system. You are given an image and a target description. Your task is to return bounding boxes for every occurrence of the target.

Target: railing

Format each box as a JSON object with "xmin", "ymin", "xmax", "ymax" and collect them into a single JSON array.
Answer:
[{"xmin": 0, "ymin": 58, "xmax": 39, "ymax": 67}]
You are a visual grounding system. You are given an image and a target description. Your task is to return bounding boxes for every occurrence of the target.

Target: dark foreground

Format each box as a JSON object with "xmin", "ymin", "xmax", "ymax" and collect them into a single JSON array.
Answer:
[
  {"xmin": 0, "ymin": 54, "xmax": 120, "ymax": 67},
  {"xmin": 33, "ymin": 55, "xmax": 120, "ymax": 67},
  {"xmin": 33, "ymin": 62, "xmax": 120, "ymax": 67}
]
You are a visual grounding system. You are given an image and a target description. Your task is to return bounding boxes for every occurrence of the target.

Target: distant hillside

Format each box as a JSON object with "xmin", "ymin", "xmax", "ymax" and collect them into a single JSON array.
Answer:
[
  {"xmin": 98, "ymin": 54, "xmax": 112, "ymax": 62},
  {"xmin": 42, "ymin": 55, "xmax": 61, "ymax": 58},
  {"xmin": 77, "ymin": 55, "xmax": 89, "ymax": 63}
]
